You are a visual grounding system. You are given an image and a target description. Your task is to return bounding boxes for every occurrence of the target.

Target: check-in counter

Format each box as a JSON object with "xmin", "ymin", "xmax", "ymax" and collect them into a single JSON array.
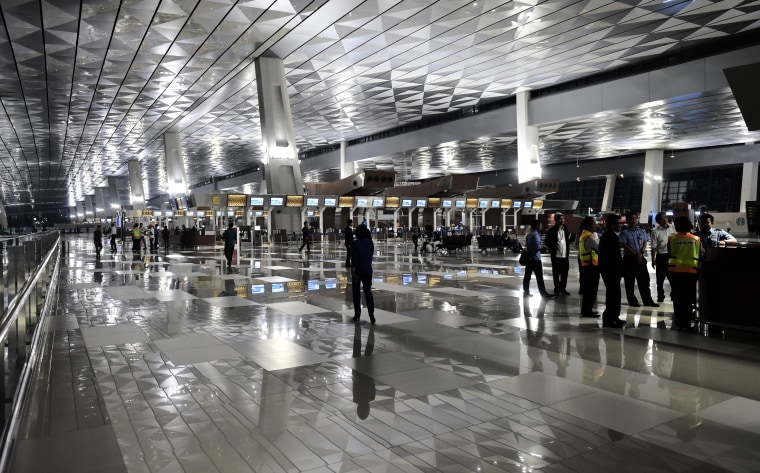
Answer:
[{"xmin": 698, "ymin": 243, "xmax": 760, "ymax": 330}]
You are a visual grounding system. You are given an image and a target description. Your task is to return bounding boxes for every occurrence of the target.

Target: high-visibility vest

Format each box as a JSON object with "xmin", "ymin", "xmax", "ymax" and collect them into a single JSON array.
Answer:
[
  {"xmin": 132, "ymin": 227, "xmax": 140, "ymax": 239},
  {"xmin": 579, "ymin": 230, "xmax": 598, "ymax": 267},
  {"xmin": 668, "ymin": 233, "xmax": 700, "ymax": 274}
]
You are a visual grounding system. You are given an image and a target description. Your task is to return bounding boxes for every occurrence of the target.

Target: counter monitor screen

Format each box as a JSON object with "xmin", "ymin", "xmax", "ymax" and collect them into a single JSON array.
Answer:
[
  {"xmin": 250, "ymin": 197, "xmax": 264, "ymax": 206},
  {"xmin": 478, "ymin": 200, "xmax": 488, "ymax": 208},
  {"xmin": 416, "ymin": 199, "xmax": 426, "ymax": 207},
  {"xmin": 442, "ymin": 199, "xmax": 452, "ymax": 208},
  {"xmin": 455, "ymin": 200, "xmax": 465, "ymax": 208},
  {"xmin": 269, "ymin": 197, "xmax": 283, "ymax": 206},
  {"xmin": 306, "ymin": 197, "xmax": 319, "ymax": 206},
  {"xmin": 324, "ymin": 198, "xmax": 336, "ymax": 207},
  {"xmin": 401, "ymin": 199, "xmax": 412, "ymax": 207},
  {"xmin": 372, "ymin": 198, "xmax": 384, "ymax": 207},
  {"xmin": 524, "ymin": 201, "xmax": 532, "ymax": 208},
  {"xmin": 491, "ymin": 200, "xmax": 500, "ymax": 208},
  {"xmin": 356, "ymin": 198, "xmax": 368, "ymax": 207},
  {"xmin": 513, "ymin": 201, "xmax": 521, "ymax": 208}
]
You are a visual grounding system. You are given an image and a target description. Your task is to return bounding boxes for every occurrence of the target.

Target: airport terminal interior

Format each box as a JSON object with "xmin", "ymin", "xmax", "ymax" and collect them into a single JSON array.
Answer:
[
  {"xmin": 7, "ymin": 236, "xmax": 760, "ymax": 473},
  {"xmin": 2, "ymin": 0, "xmax": 760, "ymax": 472}
]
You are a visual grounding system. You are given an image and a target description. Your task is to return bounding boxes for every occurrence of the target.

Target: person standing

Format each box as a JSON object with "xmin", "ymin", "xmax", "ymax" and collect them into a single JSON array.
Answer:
[
  {"xmin": 299, "ymin": 222, "xmax": 311, "ymax": 253},
  {"xmin": 598, "ymin": 214, "xmax": 625, "ymax": 328},
  {"xmin": 522, "ymin": 220, "xmax": 553, "ymax": 299},
  {"xmin": 132, "ymin": 223, "xmax": 141, "ymax": 252},
  {"xmin": 619, "ymin": 212, "xmax": 658, "ymax": 307},
  {"xmin": 578, "ymin": 216, "xmax": 600, "ymax": 317},
  {"xmin": 545, "ymin": 213, "xmax": 571, "ymax": 296},
  {"xmin": 344, "ymin": 218, "xmax": 354, "ymax": 267},
  {"xmin": 650, "ymin": 212, "xmax": 675, "ymax": 302},
  {"xmin": 222, "ymin": 222, "xmax": 237, "ymax": 266},
  {"xmin": 351, "ymin": 225, "xmax": 376, "ymax": 323},
  {"xmin": 696, "ymin": 213, "xmax": 737, "ymax": 250},
  {"xmin": 93, "ymin": 225, "xmax": 103, "ymax": 259},
  {"xmin": 147, "ymin": 223, "xmax": 155, "ymax": 253},
  {"xmin": 161, "ymin": 225, "xmax": 170, "ymax": 251},
  {"xmin": 109, "ymin": 224, "xmax": 118, "ymax": 253},
  {"xmin": 668, "ymin": 217, "xmax": 701, "ymax": 331}
]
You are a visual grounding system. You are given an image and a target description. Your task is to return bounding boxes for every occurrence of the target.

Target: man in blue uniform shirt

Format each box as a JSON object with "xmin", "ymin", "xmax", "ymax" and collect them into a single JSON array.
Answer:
[
  {"xmin": 697, "ymin": 213, "xmax": 737, "ymax": 250},
  {"xmin": 619, "ymin": 212, "xmax": 658, "ymax": 307}
]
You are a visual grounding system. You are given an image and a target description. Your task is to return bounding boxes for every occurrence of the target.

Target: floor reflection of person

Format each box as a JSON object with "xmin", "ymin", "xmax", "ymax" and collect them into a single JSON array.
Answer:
[
  {"xmin": 352, "ymin": 323, "xmax": 376, "ymax": 420},
  {"xmin": 575, "ymin": 334, "xmax": 603, "ymax": 387},
  {"xmin": 93, "ymin": 261, "xmax": 103, "ymax": 285},
  {"xmin": 622, "ymin": 335, "xmax": 649, "ymax": 399},
  {"xmin": 546, "ymin": 334, "xmax": 569, "ymax": 378}
]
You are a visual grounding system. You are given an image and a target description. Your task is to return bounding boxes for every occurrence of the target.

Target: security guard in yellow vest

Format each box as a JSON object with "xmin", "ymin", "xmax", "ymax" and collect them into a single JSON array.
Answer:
[
  {"xmin": 667, "ymin": 216, "xmax": 700, "ymax": 331},
  {"xmin": 578, "ymin": 217, "xmax": 600, "ymax": 317}
]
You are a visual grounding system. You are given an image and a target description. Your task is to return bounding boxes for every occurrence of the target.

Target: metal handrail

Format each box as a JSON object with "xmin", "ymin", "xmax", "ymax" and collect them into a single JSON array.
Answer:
[{"xmin": 0, "ymin": 236, "xmax": 61, "ymax": 472}]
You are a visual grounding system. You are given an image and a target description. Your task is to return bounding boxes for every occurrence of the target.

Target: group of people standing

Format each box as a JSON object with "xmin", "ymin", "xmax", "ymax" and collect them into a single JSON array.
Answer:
[
  {"xmin": 130, "ymin": 222, "xmax": 170, "ymax": 253},
  {"xmin": 523, "ymin": 211, "xmax": 736, "ymax": 330}
]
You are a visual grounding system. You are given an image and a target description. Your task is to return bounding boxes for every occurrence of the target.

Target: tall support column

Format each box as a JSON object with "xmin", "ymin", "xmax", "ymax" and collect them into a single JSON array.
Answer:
[
  {"xmin": 255, "ymin": 56, "xmax": 302, "ymax": 232},
  {"xmin": 0, "ymin": 200, "xmax": 7, "ymax": 230},
  {"xmin": 84, "ymin": 195, "xmax": 95, "ymax": 221},
  {"xmin": 741, "ymin": 162, "xmax": 759, "ymax": 212},
  {"xmin": 601, "ymin": 175, "xmax": 616, "ymax": 212},
  {"xmin": 340, "ymin": 140, "xmax": 355, "ymax": 178},
  {"xmin": 94, "ymin": 188, "xmax": 107, "ymax": 219},
  {"xmin": 641, "ymin": 150, "xmax": 664, "ymax": 219},
  {"xmin": 107, "ymin": 177, "xmax": 121, "ymax": 213},
  {"xmin": 516, "ymin": 91, "xmax": 541, "ymax": 184},
  {"xmin": 164, "ymin": 132, "xmax": 188, "ymax": 196},
  {"xmin": 128, "ymin": 160, "xmax": 146, "ymax": 211},
  {"xmin": 75, "ymin": 202, "xmax": 85, "ymax": 222}
]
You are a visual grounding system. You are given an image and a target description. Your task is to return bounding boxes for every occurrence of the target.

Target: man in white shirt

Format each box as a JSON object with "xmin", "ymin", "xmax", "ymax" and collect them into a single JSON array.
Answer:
[
  {"xmin": 650, "ymin": 212, "xmax": 675, "ymax": 302},
  {"xmin": 545, "ymin": 213, "xmax": 571, "ymax": 296}
]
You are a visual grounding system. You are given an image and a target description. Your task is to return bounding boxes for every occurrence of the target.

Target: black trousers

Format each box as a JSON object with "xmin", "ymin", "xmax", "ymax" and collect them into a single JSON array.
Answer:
[
  {"xmin": 669, "ymin": 272, "xmax": 697, "ymax": 328},
  {"xmin": 655, "ymin": 253, "xmax": 670, "ymax": 300},
  {"xmin": 601, "ymin": 272, "xmax": 622, "ymax": 322},
  {"xmin": 299, "ymin": 237, "xmax": 311, "ymax": 252},
  {"xmin": 551, "ymin": 256, "xmax": 570, "ymax": 292},
  {"xmin": 623, "ymin": 255, "xmax": 654, "ymax": 305},
  {"xmin": 110, "ymin": 236, "xmax": 117, "ymax": 251},
  {"xmin": 352, "ymin": 271, "xmax": 375, "ymax": 318},
  {"xmin": 523, "ymin": 259, "xmax": 549, "ymax": 295},
  {"xmin": 580, "ymin": 266, "xmax": 600, "ymax": 314},
  {"xmin": 224, "ymin": 245, "xmax": 234, "ymax": 263},
  {"xmin": 345, "ymin": 245, "xmax": 352, "ymax": 267}
]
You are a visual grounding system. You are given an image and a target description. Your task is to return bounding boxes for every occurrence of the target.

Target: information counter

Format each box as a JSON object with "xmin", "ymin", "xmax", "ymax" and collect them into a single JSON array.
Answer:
[{"xmin": 697, "ymin": 243, "xmax": 760, "ymax": 330}]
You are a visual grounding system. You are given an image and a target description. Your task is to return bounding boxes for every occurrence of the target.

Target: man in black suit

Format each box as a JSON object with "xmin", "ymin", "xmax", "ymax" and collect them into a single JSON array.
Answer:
[
  {"xmin": 598, "ymin": 214, "xmax": 625, "ymax": 328},
  {"xmin": 299, "ymin": 222, "xmax": 311, "ymax": 253}
]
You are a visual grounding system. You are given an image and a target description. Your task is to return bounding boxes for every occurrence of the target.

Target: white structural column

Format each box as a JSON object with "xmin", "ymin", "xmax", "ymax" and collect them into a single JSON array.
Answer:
[
  {"xmin": 107, "ymin": 177, "xmax": 121, "ymax": 213},
  {"xmin": 75, "ymin": 202, "xmax": 85, "ymax": 221},
  {"xmin": 164, "ymin": 132, "xmax": 188, "ymax": 196},
  {"xmin": 84, "ymin": 195, "xmax": 95, "ymax": 220},
  {"xmin": 0, "ymin": 200, "xmax": 7, "ymax": 229},
  {"xmin": 128, "ymin": 160, "xmax": 146, "ymax": 211},
  {"xmin": 741, "ymin": 162, "xmax": 759, "ymax": 212},
  {"xmin": 340, "ymin": 140, "xmax": 355, "ymax": 178},
  {"xmin": 516, "ymin": 91, "xmax": 542, "ymax": 184},
  {"xmin": 255, "ymin": 56, "xmax": 303, "ymax": 232},
  {"xmin": 94, "ymin": 188, "xmax": 107, "ymax": 218},
  {"xmin": 601, "ymin": 175, "xmax": 616, "ymax": 212},
  {"xmin": 641, "ymin": 150, "xmax": 664, "ymax": 219}
]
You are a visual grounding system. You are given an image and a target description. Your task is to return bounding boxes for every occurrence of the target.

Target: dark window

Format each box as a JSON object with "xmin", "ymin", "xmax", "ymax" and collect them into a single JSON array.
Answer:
[{"xmin": 662, "ymin": 165, "xmax": 742, "ymax": 212}]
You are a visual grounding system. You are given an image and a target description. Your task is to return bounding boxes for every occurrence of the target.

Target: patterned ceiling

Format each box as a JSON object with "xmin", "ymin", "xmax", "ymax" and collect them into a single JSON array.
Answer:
[{"xmin": 0, "ymin": 0, "xmax": 759, "ymax": 211}]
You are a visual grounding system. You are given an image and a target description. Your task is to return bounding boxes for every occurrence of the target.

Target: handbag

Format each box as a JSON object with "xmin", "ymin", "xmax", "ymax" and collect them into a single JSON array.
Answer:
[{"xmin": 519, "ymin": 250, "xmax": 530, "ymax": 266}]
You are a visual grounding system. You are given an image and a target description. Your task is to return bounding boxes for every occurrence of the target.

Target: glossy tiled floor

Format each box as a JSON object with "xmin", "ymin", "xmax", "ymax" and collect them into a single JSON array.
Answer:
[{"xmin": 11, "ymin": 235, "xmax": 760, "ymax": 473}]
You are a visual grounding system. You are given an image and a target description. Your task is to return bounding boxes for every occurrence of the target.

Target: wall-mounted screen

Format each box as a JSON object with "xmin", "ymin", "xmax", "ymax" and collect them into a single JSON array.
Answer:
[
  {"xmin": 372, "ymin": 198, "xmax": 384, "ymax": 207},
  {"xmin": 306, "ymin": 197, "xmax": 319, "ymax": 206},
  {"xmin": 523, "ymin": 201, "xmax": 532, "ymax": 208},
  {"xmin": 401, "ymin": 199, "xmax": 412, "ymax": 207},
  {"xmin": 269, "ymin": 197, "xmax": 283, "ymax": 206},
  {"xmin": 513, "ymin": 201, "xmax": 522, "ymax": 208},
  {"xmin": 491, "ymin": 200, "xmax": 500, "ymax": 208},
  {"xmin": 251, "ymin": 285, "xmax": 264, "ymax": 294},
  {"xmin": 250, "ymin": 197, "xmax": 264, "ymax": 206},
  {"xmin": 356, "ymin": 198, "xmax": 368, "ymax": 207},
  {"xmin": 442, "ymin": 199, "xmax": 452, "ymax": 208},
  {"xmin": 478, "ymin": 200, "xmax": 488, "ymax": 208},
  {"xmin": 455, "ymin": 200, "xmax": 465, "ymax": 208},
  {"xmin": 254, "ymin": 211, "xmax": 262, "ymax": 217},
  {"xmin": 324, "ymin": 198, "xmax": 336, "ymax": 207},
  {"xmin": 306, "ymin": 211, "xmax": 314, "ymax": 216},
  {"xmin": 416, "ymin": 199, "xmax": 426, "ymax": 207}
]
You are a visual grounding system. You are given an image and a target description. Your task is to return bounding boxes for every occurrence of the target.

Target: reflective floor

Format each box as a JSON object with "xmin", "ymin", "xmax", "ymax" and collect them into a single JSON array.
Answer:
[{"xmin": 11, "ymin": 235, "xmax": 760, "ymax": 473}]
